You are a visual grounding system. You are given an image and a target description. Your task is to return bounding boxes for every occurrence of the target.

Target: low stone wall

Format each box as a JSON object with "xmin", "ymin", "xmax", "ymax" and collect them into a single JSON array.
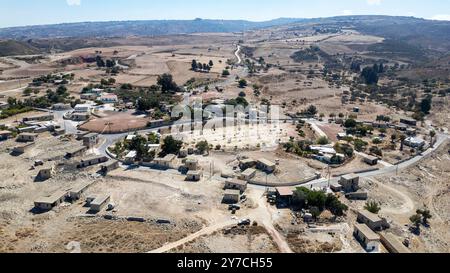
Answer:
[{"xmin": 248, "ymin": 174, "xmax": 320, "ymax": 187}]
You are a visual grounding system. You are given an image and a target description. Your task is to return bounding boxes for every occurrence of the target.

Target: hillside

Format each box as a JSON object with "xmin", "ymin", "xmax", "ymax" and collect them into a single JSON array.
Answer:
[
  {"xmin": 0, "ymin": 40, "xmax": 40, "ymax": 56},
  {"xmin": 0, "ymin": 18, "xmax": 304, "ymax": 39}
]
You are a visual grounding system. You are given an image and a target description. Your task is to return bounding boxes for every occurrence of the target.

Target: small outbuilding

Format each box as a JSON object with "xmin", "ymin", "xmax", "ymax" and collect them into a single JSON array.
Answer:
[
  {"xmin": 224, "ymin": 178, "xmax": 248, "ymax": 193},
  {"xmin": 276, "ymin": 187, "xmax": 294, "ymax": 205},
  {"xmin": 185, "ymin": 157, "xmax": 199, "ymax": 171},
  {"xmin": 362, "ymin": 154, "xmax": 378, "ymax": 166},
  {"xmin": 357, "ymin": 210, "xmax": 389, "ymax": 231},
  {"xmin": 77, "ymin": 155, "xmax": 108, "ymax": 168},
  {"xmin": 0, "ymin": 130, "xmax": 12, "ymax": 141},
  {"xmin": 380, "ymin": 233, "xmax": 410, "ymax": 254},
  {"xmin": 240, "ymin": 168, "xmax": 256, "ymax": 181},
  {"xmin": 90, "ymin": 195, "xmax": 111, "ymax": 213},
  {"xmin": 100, "ymin": 160, "xmax": 119, "ymax": 174},
  {"xmin": 65, "ymin": 146, "xmax": 87, "ymax": 159},
  {"xmin": 82, "ymin": 133, "xmax": 99, "ymax": 148},
  {"xmin": 256, "ymin": 158, "xmax": 276, "ymax": 173},
  {"xmin": 154, "ymin": 154, "xmax": 178, "ymax": 169},
  {"xmin": 186, "ymin": 170, "xmax": 203, "ymax": 182},
  {"xmin": 36, "ymin": 163, "xmax": 55, "ymax": 181},
  {"xmin": 69, "ymin": 182, "xmax": 92, "ymax": 201},
  {"xmin": 354, "ymin": 223, "xmax": 380, "ymax": 252},
  {"xmin": 223, "ymin": 189, "xmax": 240, "ymax": 204},
  {"xmin": 34, "ymin": 191, "xmax": 67, "ymax": 211},
  {"xmin": 339, "ymin": 174, "xmax": 360, "ymax": 193},
  {"xmin": 17, "ymin": 133, "xmax": 38, "ymax": 142}
]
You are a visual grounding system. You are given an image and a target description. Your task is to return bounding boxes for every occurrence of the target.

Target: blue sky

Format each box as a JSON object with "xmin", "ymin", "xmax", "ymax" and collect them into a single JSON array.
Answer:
[{"xmin": 1, "ymin": 0, "xmax": 450, "ymax": 28}]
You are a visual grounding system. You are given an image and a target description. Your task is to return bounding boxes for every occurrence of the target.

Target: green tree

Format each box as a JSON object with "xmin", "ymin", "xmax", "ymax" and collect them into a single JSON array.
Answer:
[
  {"xmin": 316, "ymin": 136, "xmax": 330, "ymax": 145},
  {"xmin": 222, "ymin": 69, "xmax": 230, "ymax": 77},
  {"xmin": 305, "ymin": 105, "xmax": 318, "ymax": 117},
  {"xmin": 238, "ymin": 79, "xmax": 248, "ymax": 88},
  {"xmin": 160, "ymin": 136, "xmax": 183, "ymax": 156},
  {"xmin": 191, "ymin": 60, "xmax": 198, "ymax": 71},
  {"xmin": 364, "ymin": 201, "xmax": 381, "ymax": 214},
  {"xmin": 196, "ymin": 140, "xmax": 209, "ymax": 154},
  {"xmin": 420, "ymin": 95, "xmax": 432, "ymax": 115},
  {"xmin": 157, "ymin": 73, "xmax": 179, "ymax": 93}
]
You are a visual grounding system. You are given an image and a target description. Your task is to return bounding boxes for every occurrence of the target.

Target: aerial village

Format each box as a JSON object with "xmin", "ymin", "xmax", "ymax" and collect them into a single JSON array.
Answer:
[{"xmin": 0, "ymin": 26, "xmax": 449, "ymax": 253}]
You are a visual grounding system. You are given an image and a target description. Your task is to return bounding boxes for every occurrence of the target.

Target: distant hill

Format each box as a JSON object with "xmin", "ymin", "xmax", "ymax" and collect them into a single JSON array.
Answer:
[
  {"xmin": 286, "ymin": 15, "xmax": 450, "ymax": 52},
  {"xmin": 0, "ymin": 18, "xmax": 305, "ymax": 40},
  {"xmin": 0, "ymin": 40, "xmax": 40, "ymax": 56}
]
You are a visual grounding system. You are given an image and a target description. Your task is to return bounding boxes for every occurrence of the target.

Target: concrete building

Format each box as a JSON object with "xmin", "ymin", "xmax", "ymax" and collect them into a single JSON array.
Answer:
[
  {"xmin": 185, "ymin": 157, "xmax": 199, "ymax": 171},
  {"xmin": 71, "ymin": 112, "xmax": 90, "ymax": 121},
  {"xmin": 256, "ymin": 158, "xmax": 277, "ymax": 173},
  {"xmin": 404, "ymin": 137, "xmax": 426, "ymax": 149},
  {"xmin": 36, "ymin": 163, "xmax": 55, "ymax": 181},
  {"xmin": 154, "ymin": 154, "xmax": 177, "ymax": 169},
  {"xmin": 65, "ymin": 146, "xmax": 87, "ymax": 158},
  {"xmin": 52, "ymin": 103, "xmax": 72, "ymax": 111},
  {"xmin": 357, "ymin": 210, "xmax": 388, "ymax": 231},
  {"xmin": 90, "ymin": 195, "xmax": 111, "ymax": 213},
  {"xmin": 53, "ymin": 128, "xmax": 66, "ymax": 136},
  {"xmin": 12, "ymin": 142, "xmax": 35, "ymax": 154},
  {"xmin": 100, "ymin": 160, "xmax": 119, "ymax": 174},
  {"xmin": 239, "ymin": 158, "xmax": 256, "ymax": 170},
  {"xmin": 23, "ymin": 114, "xmax": 54, "ymax": 123},
  {"xmin": 240, "ymin": 168, "xmax": 256, "ymax": 181},
  {"xmin": 34, "ymin": 191, "xmax": 67, "ymax": 211},
  {"xmin": 82, "ymin": 133, "xmax": 99, "ymax": 148},
  {"xmin": 74, "ymin": 104, "xmax": 92, "ymax": 113},
  {"xmin": 276, "ymin": 187, "xmax": 294, "ymax": 205},
  {"xmin": 339, "ymin": 174, "xmax": 360, "ymax": 193},
  {"xmin": 0, "ymin": 130, "xmax": 12, "ymax": 141},
  {"xmin": 345, "ymin": 191, "xmax": 368, "ymax": 200},
  {"xmin": 400, "ymin": 117, "xmax": 417, "ymax": 127},
  {"xmin": 186, "ymin": 170, "xmax": 203, "ymax": 181},
  {"xmin": 362, "ymin": 154, "xmax": 378, "ymax": 166},
  {"xmin": 17, "ymin": 133, "xmax": 38, "ymax": 142},
  {"xmin": 380, "ymin": 233, "xmax": 410, "ymax": 254},
  {"xmin": 77, "ymin": 155, "xmax": 108, "ymax": 168},
  {"xmin": 69, "ymin": 182, "xmax": 92, "ymax": 201},
  {"xmin": 354, "ymin": 223, "xmax": 380, "ymax": 252},
  {"xmin": 100, "ymin": 94, "xmax": 118, "ymax": 103},
  {"xmin": 224, "ymin": 178, "xmax": 248, "ymax": 193},
  {"xmin": 223, "ymin": 189, "xmax": 240, "ymax": 204}
]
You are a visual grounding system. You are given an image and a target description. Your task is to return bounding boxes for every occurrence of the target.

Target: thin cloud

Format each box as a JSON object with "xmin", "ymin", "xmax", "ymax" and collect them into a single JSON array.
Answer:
[
  {"xmin": 342, "ymin": 10, "xmax": 353, "ymax": 16},
  {"xmin": 430, "ymin": 14, "xmax": 450, "ymax": 21},
  {"xmin": 66, "ymin": 0, "xmax": 81, "ymax": 6},
  {"xmin": 367, "ymin": 0, "xmax": 382, "ymax": 6}
]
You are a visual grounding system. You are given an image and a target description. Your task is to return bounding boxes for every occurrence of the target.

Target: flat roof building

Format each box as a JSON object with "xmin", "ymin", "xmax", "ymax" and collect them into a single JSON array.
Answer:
[
  {"xmin": 154, "ymin": 154, "xmax": 178, "ymax": 169},
  {"xmin": 357, "ymin": 210, "xmax": 388, "ymax": 231},
  {"xmin": 362, "ymin": 154, "xmax": 378, "ymax": 166},
  {"xmin": 186, "ymin": 170, "xmax": 203, "ymax": 182},
  {"xmin": 185, "ymin": 157, "xmax": 199, "ymax": 171},
  {"xmin": 223, "ymin": 189, "xmax": 240, "ymax": 204},
  {"xmin": 17, "ymin": 133, "xmax": 38, "ymax": 143},
  {"xmin": 0, "ymin": 130, "xmax": 12, "ymax": 140},
  {"xmin": 34, "ymin": 191, "xmax": 67, "ymax": 211},
  {"xmin": 354, "ymin": 223, "xmax": 380, "ymax": 252},
  {"xmin": 77, "ymin": 155, "xmax": 108, "ymax": 168},
  {"xmin": 240, "ymin": 168, "xmax": 256, "ymax": 181},
  {"xmin": 339, "ymin": 174, "xmax": 360, "ymax": 193},
  {"xmin": 90, "ymin": 195, "xmax": 111, "ymax": 213},
  {"xmin": 224, "ymin": 178, "xmax": 248, "ymax": 193},
  {"xmin": 82, "ymin": 133, "xmax": 99, "ymax": 148},
  {"xmin": 69, "ymin": 182, "xmax": 92, "ymax": 201},
  {"xmin": 256, "ymin": 158, "xmax": 277, "ymax": 173},
  {"xmin": 380, "ymin": 233, "xmax": 411, "ymax": 254}
]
